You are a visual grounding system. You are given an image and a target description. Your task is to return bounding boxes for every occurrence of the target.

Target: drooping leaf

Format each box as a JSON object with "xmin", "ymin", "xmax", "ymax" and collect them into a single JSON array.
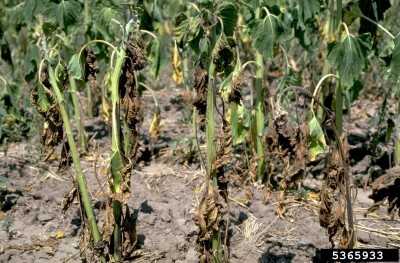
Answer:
[
  {"xmin": 298, "ymin": 0, "xmax": 320, "ymax": 25},
  {"xmin": 45, "ymin": 0, "xmax": 81, "ymax": 32},
  {"xmin": 217, "ymin": 2, "xmax": 238, "ymax": 37},
  {"xmin": 276, "ymin": 66, "xmax": 302, "ymax": 96},
  {"xmin": 0, "ymin": 27, "xmax": 12, "ymax": 66},
  {"xmin": 389, "ymin": 34, "xmax": 400, "ymax": 83},
  {"xmin": 146, "ymin": 38, "xmax": 161, "ymax": 79},
  {"xmin": 227, "ymin": 103, "xmax": 250, "ymax": 145},
  {"xmin": 327, "ymin": 33, "xmax": 372, "ymax": 87},
  {"xmin": 250, "ymin": 13, "xmax": 287, "ymax": 59},
  {"xmin": 0, "ymin": 83, "xmax": 21, "ymax": 110},
  {"xmin": 42, "ymin": 17, "xmax": 59, "ymax": 36},
  {"xmin": 24, "ymin": 0, "xmax": 45, "ymax": 27},
  {"xmin": 172, "ymin": 43, "xmax": 183, "ymax": 84},
  {"xmin": 212, "ymin": 33, "xmax": 235, "ymax": 72},
  {"xmin": 24, "ymin": 44, "xmax": 40, "ymax": 81},
  {"xmin": 307, "ymin": 111, "xmax": 326, "ymax": 161},
  {"xmin": 68, "ymin": 53, "xmax": 86, "ymax": 80},
  {"xmin": 173, "ymin": 13, "xmax": 201, "ymax": 49},
  {"xmin": 93, "ymin": 7, "xmax": 117, "ymax": 40}
]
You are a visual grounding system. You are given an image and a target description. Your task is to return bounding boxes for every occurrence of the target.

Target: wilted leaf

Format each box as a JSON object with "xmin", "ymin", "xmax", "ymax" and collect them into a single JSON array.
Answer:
[
  {"xmin": 42, "ymin": 17, "xmax": 59, "ymax": 36},
  {"xmin": 172, "ymin": 43, "xmax": 183, "ymax": 84},
  {"xmin": 24, "ymin": 0, "xmax": 45, "ymax": 27},
  {"xmin": 307, "ymin": 111, "xmax": 326, "ymax": 161},
  {"xmin": 146, "ymin": 38, "xmax": 161, "ymax": 79},
  {"xmin": 227, "ymin": 103, "xmax": 250, "ymax": 145},
  {"xmin": 298, "ymin": 0, "xmax": 320, "ymax": 24},
  {"xmin": 93, "ymin": 7, "xmax": 117, "ymax": 40},
  {"xmin": 276, "ymin": 66, "xmax": 302, "ymax": 96},
  {"xmin": 173, "ymin": 13, "xmax": 201, "ymax": 48},
  {"xmin": 217, "ymin": 2, "xmax": 238, "ymax": 36},
  {"xmin": 24, "ymin": 44, "xmax": 40, "ymax": 81},
  {"xmin": 388, "ymin": 34, "xmax": 400, "ymax": 83},
  {"xmin": 327, "ymin": 33, "xmax": 372, "ymax": 87},
  {"xmin": 149, "ymin": 106, "xmax": 161, "ymax": 142},
  {"xmin": 250, "ymin": 12, "xmax": 287, "ymax": 59},
  {"xmin": 0, "ymin": 28, "xmax": 12, "ymax": 66},
  {"xmin": 45, "ymin": 0, "xmax": 81, "ymax": 32},
  {"xmin": 68, "ymin": 53, "xmax": 85, "ymax": 80}
]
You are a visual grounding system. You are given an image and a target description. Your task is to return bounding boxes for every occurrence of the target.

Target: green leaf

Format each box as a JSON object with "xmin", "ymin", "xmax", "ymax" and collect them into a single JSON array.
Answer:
[
  {"xmin": 307, "ymin": 111, "xmax": 326, "ymax": 161},
  {"xmin": 146, "ymin": 38, "xmax": 161, "ymax": 79},
  {"xmin": 24, "ymin": 0, "xmax": 45, "ymax": 27},
  {"xmin": 173, "ymin": 13, "xmax": 201, "ymax": 49},
  {"xmin": 217, "ymin": 2, "xmax": 238, "ymax": 37},
  {"xmin": 93, "ymin": 7, "xmax": 117, "ymax": 40},
  {"xmin": 327, "ymin": 33, "xmax": 372, "ymax": 87},
  {"xmin": 227, "ymin": 103, "xmax": 250, "ymax": 145},
  {"xmin": 389, "ymin": 34, "xmax": 400, "ymax": 83},
  {"xmin": 42, "ymin": 17, "xmax": 59, "ymax": 36},
  {"xmin": 298, "ymin": 0, "xmax": 320, "ymax": 24},
  {"xmin": 45, "ymin": 0, "xmax": 81, "ymax": 32},
  {"xmin": 34, "ymin": 83, "xmax": 52, "ymax": 113},
  {"xmin": 250, "ymin": 13, "xmax": 287, "ymax": 59},
  {"xmin": 0, "ymin": 83, "xmax": 21, "ymax": 109},
  {"xmin": 68, "ymin": 53, "xmax": 85, "ymax": 80},
  {"xmin": 0, "ymin": 28, "xmax": 12, "ymax": 66},
  {"xmin": 276, "ymin": 66, "xmax": 302, "ymax": 96},
  {"xmin": 24, "ymin": 44, "xmax": 40, "ymax": 81}
]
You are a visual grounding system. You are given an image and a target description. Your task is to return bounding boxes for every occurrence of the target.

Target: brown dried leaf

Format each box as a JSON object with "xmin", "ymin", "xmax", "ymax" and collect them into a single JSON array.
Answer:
[
  {"xmin": 369, "ymin": 167, "xmax": 400, "ymax": 219},
  {"xmin": 101, "ymin": 197, "xmax": 115, "ymax": 245},
  {"xmin": 125, "ymin": 35, "xmax": 147, "ymax": 71},
  {"xmin": 194, "ymin": 184, "xmax": 223, "ymax": 262},
  {"xmin": 85, "ymin": 50, "xmax": 101, "ymax": 116},
  {"xmin": 192, "ymin": 60, "xmax": 208, "ymax": 131},
  {"xmin": 228, "ymin": 70, "xmax": 244, "ymax": 104},
  {"xmin": 212, "ymin": 121, "xmax": 232, "ymax": 172},
  {"xmin": 61, "ymin": 186, "xmax": 77, "ymax": 213},
  {"xmin": 30, "ymin": 79, "xmax": 63, "ymax": 161},
  {"xmin": 58, "ymin": 140, "xmax": 72, "ymax": 172},
  {"xmin": 122, "ymin": 206, "xmax": 138, "ymax": 258}
]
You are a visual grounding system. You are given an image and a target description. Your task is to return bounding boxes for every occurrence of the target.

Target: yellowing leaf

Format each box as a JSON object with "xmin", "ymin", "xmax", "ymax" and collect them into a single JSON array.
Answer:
[
  {"xmin": 172, "ymin": 43, "xmax": 183, "ymax": 84},
  {"xmin": 100, "ymin": 169, "xmax": 107, "ymax": 174},
  {"xmin": 149, "ymin": 107, "xmax": 161, "ymax": 142},
  {"xmin": 102, "ymin": 97, "xmax": 110, "ymax": 123},
  {"xmin": 56, "ymin": 231, "xmax": 64, "ymax": 239},
  {"xmin": 98, "ymin": 191, "xmax": 104, "ymax": 196},
  {"xmin": 49, "ymin": 155, "xmax": 57, "ymax": 161},
  {"xmin": 308, "ymin": 192, "xmax": 319, "ymax": 199}
]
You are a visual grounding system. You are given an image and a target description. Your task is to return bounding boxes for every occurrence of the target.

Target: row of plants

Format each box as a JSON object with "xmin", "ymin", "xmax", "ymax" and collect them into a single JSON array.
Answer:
[{"xmin": 1, "ymin": 0, "xmax": 399, "ymax": 262}]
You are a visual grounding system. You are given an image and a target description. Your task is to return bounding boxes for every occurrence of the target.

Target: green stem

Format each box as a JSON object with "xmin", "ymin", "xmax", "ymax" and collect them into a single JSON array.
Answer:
[
  {"xmin": 396, "ymin": 98, "xmax": 400, "ymax": 166},
  {"xmin": 70, "ymin": 77, "xmax": 87, "ymax": 152},
  {"xmin": 84, "ymin": 0, "xmax": 89, "ymax": 32},
  {"xmin": 43, "ymin": 40, "xmax": 101, "ymax": 249},
  {"xmin": 206, "ymin": 24, "xmax": 222, "ymax": 262},
  {"xmin": 254, "ymin": 3, "xmax": 265, "ymax": 182},
  {"xmin": 0, "ymin": 76, "xmax": 7, "ymax": 87},
  {"xmin": 336, "ymin": 0, "xmax": 342, "ymax": 32},
  {"xmin": 354, "ymin": 13, "xmax": 395, "ymax": 40},
  {"xmin": 310, "ymin": 74, "xmax": 338, "ymax": 110},
  {"xmin": 335, "ymin": 81, "xmax": 343, "ymax": 136}
]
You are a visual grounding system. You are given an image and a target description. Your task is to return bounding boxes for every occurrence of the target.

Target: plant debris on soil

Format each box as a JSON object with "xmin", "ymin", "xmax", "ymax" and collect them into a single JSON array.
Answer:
[{"xmin": 1, "ymin": 86, "xmax": 400, "ymax": 263}]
